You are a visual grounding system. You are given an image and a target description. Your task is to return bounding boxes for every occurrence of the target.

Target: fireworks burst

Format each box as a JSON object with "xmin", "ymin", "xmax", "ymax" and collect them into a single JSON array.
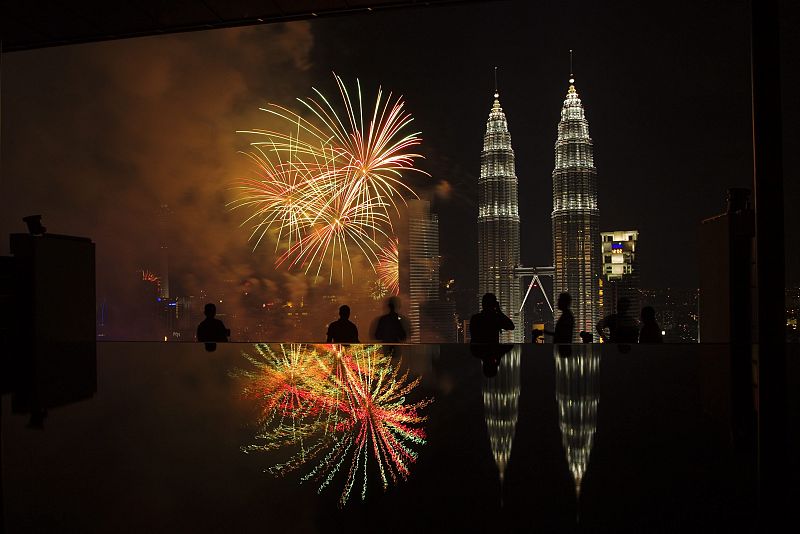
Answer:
[
  {"xmin": 375, "ymin": 239, "xmax": 400, "ymax": 296},
  {"xmin": 141, "ymin": 269, "xmax": 160, "ymax": 284},
  {"xmin": 236, "ymin": 343, "xmax": 430, "ymax": 506},
  {"xmin": 230, "ymin": 74, "xmax": 427, "ymax": 284}
]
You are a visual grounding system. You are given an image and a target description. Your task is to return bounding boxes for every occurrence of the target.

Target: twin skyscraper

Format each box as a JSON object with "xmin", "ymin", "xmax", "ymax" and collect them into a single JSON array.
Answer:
[{"xmin": 478, "ymin": 72, "xmax": 600, "ymax": 342}]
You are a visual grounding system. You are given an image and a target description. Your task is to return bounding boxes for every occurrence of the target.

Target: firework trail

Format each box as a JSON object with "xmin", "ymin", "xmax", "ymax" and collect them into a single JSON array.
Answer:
[
  {"xmin": 236, "ymin": 343, "xmax": 430, "ymax": 506},
  {"xmin": 141, "ymin": 269, "xmax": 161, "ymax": 285},
  {"xmin": 375, "ymin": 239, "xmax": 400, "ymax": 296},
  {"xmin": 230, "ymin": 74, "xmax": 426, "ymax": 284}
]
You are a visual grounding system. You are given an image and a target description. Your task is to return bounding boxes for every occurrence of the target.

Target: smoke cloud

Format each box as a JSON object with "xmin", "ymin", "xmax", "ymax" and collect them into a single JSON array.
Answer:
[{"xmin": 0, "ymin": 23, "xmax": 370, "ymax": 339}]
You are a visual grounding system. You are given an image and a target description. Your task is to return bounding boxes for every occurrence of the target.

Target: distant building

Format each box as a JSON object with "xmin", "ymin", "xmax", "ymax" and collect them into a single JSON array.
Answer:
[
  {"xmin": 552, "ymin": 76, "xmax": 601, "ymax": 341},
  {"xmin": 398, "ymin": 200, "xmax": 455, "ymax": 342},
  {"xmin": 478, "ymin": 88, "xmax": 523, "ymax": 343},
  {"xmin": 698, "ymin": 189, "xmax": 756, "ymax": 343},
  {"xmin": 158, "ymin": 204, "xmax": 171, "ymax": 299},
  {"xmin": 420, "ymin": 300, "xmax": 457, "ymax": 343},
  {"xmin": 601, "ymin": 230, "xmax": 640, "ymax": 323}
]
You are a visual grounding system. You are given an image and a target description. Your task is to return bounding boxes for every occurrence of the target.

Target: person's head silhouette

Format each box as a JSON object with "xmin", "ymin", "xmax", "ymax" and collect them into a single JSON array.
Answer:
[
  {"xmin": 557, "ymin": 292, "xmax": 572, "ymax": 311},
  {"xmin": 481, "ymin": 293, "xmax": 498, "ymax": 311},
  {"xmin": 204, "ymin": 303, "xmax": 216, "ymax": 318},
  {"xmin": 641, "ymin": 305, "xmax": 656, "ymax": 323},
  {"xmin": 617, "ymin": 297, "xmax": 631, "ymax": 315},
  {"xmin": 339, "ymin": 305, "xmax": 351, "ymax": 319},
  {"xmin": 387, "ymin": 296, "xmax": 400, "ymax": 313}
]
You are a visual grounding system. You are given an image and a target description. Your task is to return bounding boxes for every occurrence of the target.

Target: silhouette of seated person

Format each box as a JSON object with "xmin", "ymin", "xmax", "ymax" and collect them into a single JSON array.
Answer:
[
  {"xmin": 373, "ymin": 296, "xmax": 409, "ymax": 343},
  {"xmin": 327, "ymin": 305, "xmax": 360, "ymax": 343},
  {"xmin": 533, "ymin": 292, "xmax": 575, "ymax": 344},
  {"xmin": 596, "ymin": 297, "xmax": 639, "ymax": 343},
  {"xmin": 197, "ymin": 303, "xmax": 230, "ymax": 342},
  {"xmin": 638, "ymin": 306, "xmax": 664, "ymax": 343},
  {"xmin": 470, "ymin": 293, "xmax": 515, "ymax": 343}
]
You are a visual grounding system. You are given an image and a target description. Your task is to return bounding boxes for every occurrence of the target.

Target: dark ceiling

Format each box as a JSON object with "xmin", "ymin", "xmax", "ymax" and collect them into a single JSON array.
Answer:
[{"xmin": 1, "ymin": 0, "xmax": 479, "ymax": 52}]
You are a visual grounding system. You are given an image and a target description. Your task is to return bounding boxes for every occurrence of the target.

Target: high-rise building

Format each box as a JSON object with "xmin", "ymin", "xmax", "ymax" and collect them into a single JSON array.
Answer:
[
  {"xmin": 698, "ymin": 189, "xmax": 756, "ymax": 343},
  {"xmin": 478, "ymin": 90, "xmax": 522, "ymax": 342},
  {"xmin": 601, "ymin": 230, "xmax": 640, "ymax": 323},
  {"xmin": 398, "ymin": 199, "xmax": 454, "ymax": 342},
  {"xmin": 552, "ymin": 77, "xmax": 600, "ymax": 341},
  {"xmin": 158, "ymin": 204, "xmax": 171, "ymax": 299}
]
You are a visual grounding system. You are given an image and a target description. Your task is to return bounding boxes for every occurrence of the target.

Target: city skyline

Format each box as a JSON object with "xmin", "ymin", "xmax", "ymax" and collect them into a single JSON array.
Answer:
[{"xmin": 1, "ymin": 1, "xmax": 797, "ymax": 340}]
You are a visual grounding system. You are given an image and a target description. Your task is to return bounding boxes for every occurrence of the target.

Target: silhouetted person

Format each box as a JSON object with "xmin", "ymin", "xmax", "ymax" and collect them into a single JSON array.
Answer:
[
  {"xmin": 638, "ymin": 306, "xmax": 664, "ymax": 343},
  {"xmin": 596, "ymin": 297, "xmax": 639, "ymax": 343},
  {"xmin": 534, "ymin": 293, "xmax": 575, "ymax": 344},
  {"xmin": 197, "ymin": 303, "xmax": 230, "ymax": 342},
  {"xmin": 470, "ymin": 293, "xmax": 515, "ymax": 343},
  {"xmin": 373, "ymin": 297, "xmax": 409, "ymax": 343},
  {"xmin": 327, "ymin": 305, "xmax": 360, "ymax": 343}
]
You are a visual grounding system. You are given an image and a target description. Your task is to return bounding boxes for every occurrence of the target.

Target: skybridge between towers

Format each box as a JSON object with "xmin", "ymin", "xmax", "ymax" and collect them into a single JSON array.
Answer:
[{"xmin": 516, "ymin": 265, "xmax": 555, "ymax": 315}]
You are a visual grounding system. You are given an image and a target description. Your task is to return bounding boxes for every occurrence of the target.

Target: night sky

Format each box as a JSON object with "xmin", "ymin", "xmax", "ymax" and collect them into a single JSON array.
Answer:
[{"xmin": 1, "ymin": 0, "xmax": 797, "ymax": 332}]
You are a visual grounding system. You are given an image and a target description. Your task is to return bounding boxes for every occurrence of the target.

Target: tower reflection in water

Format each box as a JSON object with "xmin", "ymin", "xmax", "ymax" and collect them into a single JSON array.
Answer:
[
  {"xmin": 233, "ymin": 343, "xmax": 431, "ymax": 507},
  {"xmin": 554, "ymin": 344, "xmax": 600, "ymax": 499},
  {"xmin": 481, "ymin": 345, "xmax": 521, "ymax": 499}
]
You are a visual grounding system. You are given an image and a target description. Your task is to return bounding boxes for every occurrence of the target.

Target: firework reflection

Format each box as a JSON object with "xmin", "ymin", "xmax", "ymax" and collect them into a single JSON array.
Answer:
[{"xmin": 235, "ymin": 343, "xmax": 431, "ymax": 506}]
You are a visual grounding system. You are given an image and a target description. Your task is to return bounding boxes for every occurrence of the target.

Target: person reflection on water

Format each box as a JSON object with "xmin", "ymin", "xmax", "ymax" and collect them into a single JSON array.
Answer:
[
  {"xmin": 326, "ymin": 305, "xmax": 360, "ymax": 343},
  {"xmin": 469, "ymin": 293, "xmax": 515, "ymax": 343},
  {"xmin": 373, "ymin": 296, "xmax": 409, "ymax": 343}
]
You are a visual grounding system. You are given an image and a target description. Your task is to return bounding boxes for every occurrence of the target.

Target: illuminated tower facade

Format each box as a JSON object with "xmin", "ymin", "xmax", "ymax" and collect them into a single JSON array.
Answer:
[
  {"xmin": 398, "ymin": 200, "xmax": 454, "ymax": 342},
  {"xmin": 552, "ymin": 78, "xmax": 600, "ymax": 341},
  {"xmin": 601, "ymin": 230, "xmax": 640, "ymax": 323},
  {"xmin": 478, "ymin": 91, "xmax": 522, "ymax": 342}
]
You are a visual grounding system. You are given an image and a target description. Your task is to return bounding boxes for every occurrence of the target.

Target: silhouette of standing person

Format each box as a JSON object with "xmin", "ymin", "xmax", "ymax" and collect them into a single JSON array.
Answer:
[
  {"xmin": 534, "ymin": 292, "xmax": 575, "ymax": 343},
  {"xmin": 638, "ymin": 306, "xmax": 664, "ymax": 343},
  {"xmin": 373, "ymin": 296, "xmax": 409, "ymax": 343},
  {"xmin": 197, "ymin": 303, "xmax": 230, "ymax": 342},
  {"xmin": 327, "ymin": 305, "xmax": 360, "ymax": 343},
  {"xmin": 596, "ymin": 297, "xmax": 639, "ymax": 343},
  {"xmin": 469, "ymin": 293, "xmax": 515, "ymax": 343}
]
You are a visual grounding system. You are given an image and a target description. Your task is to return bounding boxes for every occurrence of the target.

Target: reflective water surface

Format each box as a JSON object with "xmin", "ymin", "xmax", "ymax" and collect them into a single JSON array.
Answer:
[{"xmin": 2, "ymin": 343, "xmax": 798, "ymax": 532}]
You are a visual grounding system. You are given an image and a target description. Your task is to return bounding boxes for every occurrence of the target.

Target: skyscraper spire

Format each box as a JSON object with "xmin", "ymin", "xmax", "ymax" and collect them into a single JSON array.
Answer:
[
  {"xmin": 478, "ymin": 76, "xmax": 523, "ymax": 342},
  {"xmin": 551, "ymin": 70, "xmax": 601, "ymax": 341},
  {"xmin": 494, "ymin": 66, "xmax": 499, "ymax": 97},
  {"xmin": 569, "ymin": 49, "xmax": 574, "ymax": 80}
]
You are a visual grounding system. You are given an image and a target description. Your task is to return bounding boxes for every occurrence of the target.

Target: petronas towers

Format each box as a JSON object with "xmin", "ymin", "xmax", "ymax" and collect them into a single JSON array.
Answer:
[
  {"xmin": 551, "ymin": 78, "xmax": 601, "ymax": 341},
  {"xmin": 477, "ymin": 70, "xmax": 600, "ymax": 341},
  {"xmin": 478, "ymin": 90, "xmax": 523, "ymax": 343}
]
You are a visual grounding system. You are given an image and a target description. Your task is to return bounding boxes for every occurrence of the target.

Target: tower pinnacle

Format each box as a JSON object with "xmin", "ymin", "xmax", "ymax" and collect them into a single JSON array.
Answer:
[
  {"xmin": 569, "ymin": 50, "xmax": 575, "ymax": 85},
  {"xmin": 494, "ymin": 66, "xmax": 499, "ymax": 98}
]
